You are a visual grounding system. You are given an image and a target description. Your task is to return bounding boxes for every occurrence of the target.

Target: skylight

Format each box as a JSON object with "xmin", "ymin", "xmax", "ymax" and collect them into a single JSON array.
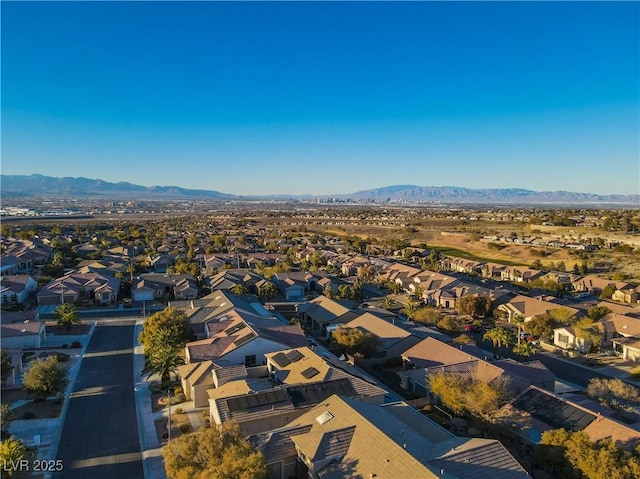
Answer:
[{"xmin": 316, "ymin": 411, "xmax": 334, "ymax": 425}]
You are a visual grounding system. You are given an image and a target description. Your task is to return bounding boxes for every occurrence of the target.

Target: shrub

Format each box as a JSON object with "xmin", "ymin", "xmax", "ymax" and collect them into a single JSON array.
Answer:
[
  {"xmin": 174, "ymin": 393, "xmax": 186, "ymax": 403},
  {"xmin": 174, "ymin": 407, "xmax": 184, "ymax": 415},
  {"xmin": 179, "ymin": 423, "xmax": 191, "ymax": 434},
  {"xmin": 55, "ymin": 353, "xmax": 70, "ymax": 363},
  {"xmin": 173, "ymin": 386, "xmax": 184, "ymax": 396},
  {"xmin": 71, "ymin": 341, "xmax": 82, "ymax": 348}
]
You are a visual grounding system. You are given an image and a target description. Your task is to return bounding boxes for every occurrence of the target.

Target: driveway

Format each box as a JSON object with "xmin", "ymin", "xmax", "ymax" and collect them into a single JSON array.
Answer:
[{"xmin": 54, "ymin": 321, "xmax": 143, "ymax": 479}]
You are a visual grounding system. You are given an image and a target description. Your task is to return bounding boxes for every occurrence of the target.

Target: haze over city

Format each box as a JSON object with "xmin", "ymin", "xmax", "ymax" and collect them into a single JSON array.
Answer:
[{"xmin": 2, "ymin": 2, "xmax": 639, "ymax": 196}]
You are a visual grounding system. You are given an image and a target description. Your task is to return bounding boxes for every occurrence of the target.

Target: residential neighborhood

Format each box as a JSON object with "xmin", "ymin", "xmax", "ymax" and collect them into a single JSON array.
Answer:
[{"xmin": 1, "ymin": 204, "xmax": 640, "ymax": 479}]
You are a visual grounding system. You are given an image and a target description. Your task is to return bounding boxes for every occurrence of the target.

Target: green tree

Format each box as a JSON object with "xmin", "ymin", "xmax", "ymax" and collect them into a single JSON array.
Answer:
[
  {"xmin": 163, "ymin": 421, "xmax": 267, "ymax": 479},
  {"xmin": 457, "ymin": 296, "xmax": 492, "ymax": 318},
  {"xmin": 512, "ymin": 341, "xmax": 537, "ymax": 359},
  {"xmin": 139, "ymin": 307, "xmax": 192, "ymax": 350},
  {"xmin": 587, "ymin": 378, "xmax": 640, "ymax": 409},
  {"xmin": 258, "ymin": 281, "xmax": 278, "ymax": 301},
  {"xmin": 143, "ymin": 345, "xmax": 185, "ymax": 384},
  {"xmin": 331, "ymin": 328, "xmax": 381, "ymax": 358},
  {"xmin": 0, "ymin": 404, "xmax": 15, "ymax": 437},
  {"xmin": 436, "ymin": 316, "xmax": 464, "ymax": 333},
  {"xmin": 452, "ymin": 334, "xmax": 475, "ymax": 345},
  {"xmin": 574, "ymin": 317, "xmax": 602, "ymax": 352},
  {"xmin": 0, "ymin": 437, "xmax": 29, "ymax": 478},
  {"xmin": 401, "ymin": 300, "xmax": 420, "ymax": 321},
  {"xmin": 412, "ymin": 307, "xmax": 443, "ymax": 326},
  {"xmin": 22, "ymin": 356, "xmax": 68, "ymax": 401},
  {"xmin": 483, "ymin": 327, "xmax": 512, "ymax": 359},
  {"xmin": 380, "ymin": 296, "xmax": 397, "ymax": 310},
  {"xmin": 587, "ymin": 305, "xmax": 611, "ymax": 321},
  {"xmin": 0, "ymin": 351, "xmax": 13, "ymax": 383},
  {"xmin": 428, "ymin": 372, "xmax": 508, "ymax": 418},
  {"xmin": 55, "ymin": 303, "xmax": 82, "ymax": 331},
  {"xmin": 600, "ymin": 284, "xmax": 616, "ymax": 300},
  {"xmin": 230, "ymin": 284, "xmax": 249, "ymax": 296}
]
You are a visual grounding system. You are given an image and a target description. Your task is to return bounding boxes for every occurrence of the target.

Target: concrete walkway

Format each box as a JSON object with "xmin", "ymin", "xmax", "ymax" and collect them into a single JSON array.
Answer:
[
  {"xmin": 133, "ymin": 319, "xmax": 167, "ymax": 479},
  {"xmin": 7, "ymin": 323, "xmax": 96, "ymax": 478}
]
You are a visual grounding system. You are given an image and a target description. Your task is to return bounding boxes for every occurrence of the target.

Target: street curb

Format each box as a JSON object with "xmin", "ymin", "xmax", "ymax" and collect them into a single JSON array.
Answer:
[
  {"xmin": 44, "ymin": 321, "xmax": 96, "ymax": 479},
  {"xmin": 133, "ymin": 319, "xmax": 167, "ymax": 479}
]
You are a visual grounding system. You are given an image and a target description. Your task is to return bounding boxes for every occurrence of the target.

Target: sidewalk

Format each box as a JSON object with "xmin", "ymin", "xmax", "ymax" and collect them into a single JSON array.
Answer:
[
  {"xmin": 133, "ymin": 319, "xmax": 167, "ymax": 479},
  {"xmin": 7, "ymin": 322, "xmax": 96, "ymax": 479}
]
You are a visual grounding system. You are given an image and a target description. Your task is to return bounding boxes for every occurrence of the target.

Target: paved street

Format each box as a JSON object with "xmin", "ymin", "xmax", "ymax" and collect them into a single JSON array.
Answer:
[
  {"xmin": 54, "ymin": 321, "xmax": 143, "ymax": 479},
  {"xmin": 536, "ymin": 353, "xmax": 612, "ymax": 388}
]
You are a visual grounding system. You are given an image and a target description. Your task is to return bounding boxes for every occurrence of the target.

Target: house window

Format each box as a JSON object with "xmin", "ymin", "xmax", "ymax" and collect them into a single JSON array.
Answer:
[
  {"xmin": 558, "ymin": 333, "xmax": 569, "ymax": 344},
  {"xmin": 266, "ymin": 461, "xmax": 282, "ymax": 479},
  {"xmin": 244, "ymin": 355, "xmax": 257, "ymax": 367}
]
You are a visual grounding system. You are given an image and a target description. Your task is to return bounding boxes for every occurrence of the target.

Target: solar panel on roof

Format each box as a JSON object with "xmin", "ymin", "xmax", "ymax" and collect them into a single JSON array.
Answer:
[
  {"xmin": 301, "ymin": 367, "xmax": 320, "ymax": 379},
  {"xmin": 233, "ymin": 331, "xmax": 257, "ymax": 347},
  {"xmin": 224, "ymin": 322, "xmax": 247, "ymax": 336},
  {"xmin": 513, "ymin": 388, "xmax": 596, "ymax": 431},
  {"xmin": 285, "ymin": 350, "xmax": 303, "ymax": 362},
  {"xmin": 227, "ymin": 389, "xmax": 288, "ymax": 412},
  {"xmin": 272, "ymin": 352, "xmax": 291, "ymax": 368}
]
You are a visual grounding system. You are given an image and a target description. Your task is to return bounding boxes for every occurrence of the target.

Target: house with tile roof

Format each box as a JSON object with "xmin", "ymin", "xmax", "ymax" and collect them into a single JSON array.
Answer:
[
  {"xmin": 1, "ymin": 320, "xmax": 46, "ymax": 349},
  {"xmin": 496, "ymin": 386, "xmax": 640, "ymax": 449},
  {"xmin": 498, "ymin": 295, "xmax": 579, "ymax": 323},
  {"xmin": 298, "ymin": 295, "xmax": 352, "ymax": 340},
  {"xmin": 0, "ymin": 274, "xmax": 37, "ymax": 306},
  {"xmin": 206, "ymin": 350, "xmax": 387, "ymax": 436},
  {"xmin": 337, "ymin": 312, "xmax": 422, "ymax": 360},
  {"xmin": 572, "ymin": 275, "xmax": 633, "ymax": 296},
  {"xmin": 36, "ymin": 272, "xmax": 120, "ymax": 305},
  {"xmin": 399, "ymin": 337, "xmax": 555, "ymax": 397},
  {"xmin": 250, "ymin": 394, "xmax": 531, "ymax": 479},
  {"xmin": 184, "ymin": 308, "xmax": 306, "ymax": 367}
]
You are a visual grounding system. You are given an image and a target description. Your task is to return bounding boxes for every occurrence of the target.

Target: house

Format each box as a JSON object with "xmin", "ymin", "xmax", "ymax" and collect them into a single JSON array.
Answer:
[
  {"xmin": 37, "ymin": 272, "xmax": 120, "ymax": 305},
  {"xmin": 399, "ymin": 337, "xmax": 555, "ymax": 397},
  {"xmin": 553, "ymin": 326, "xmax": 589, "ymax": 353},
  {"xmin": 0, "ymin": 275, "xmax": 37, "ymax": 306},
  {"xmin": 207, "ymin": 353, "xmax": 387, "ymax": 436},
  {"xmin": 172, "ymin": 290, "xmax": 267, "ymax": 338},
  {"xmin": 131, "ymin": 274, "xmax": 198, "ymax": 302},
  {"xmin": 496, "ymin": 386, "xmax": 640, "ymax": 448},
  {"xmin": 572, "ymin": 275, "xmax": 632, "ymax": 296},
  {"xmin": 297, "ymin": 295, "xmax": 352, "ymax": 339},
  {"xmin": 612, "ymin": 337, "xmax": 640, "ymax": 362},
  {"xmin": 612, "ymin": 288, "xmax": 639, "ymax": 304},
  {"xmin": 336, "ymin": 312, "xmax": 422, "ymax": 360},
  {"xmin": 498, "ymin": 295, "xmax": 578, "ymax": 323},
  {"xmin": 206, "ymin": 269, "xmax": 266, "ymax": 295},
  {"xmin": 500, "ymin": 266, "xmax": 544, "ymax": 283},
  {"xmin": 249, "ymin": 394, "xmax": 531, "ymax": 479},
  {"xmin": 442, "ymin": 257, "xmax": 483, "ymax": 275},
  {"xmin": 184, "ymin": 308, "xmax": 306, "ymax": 366},
  {"xmin": 148, "ymin": 253, "xmax": 175, "ymax": 273},
  {"xmin": 1, "ymin": 311, "xmax": 45, "ymax": 353}
]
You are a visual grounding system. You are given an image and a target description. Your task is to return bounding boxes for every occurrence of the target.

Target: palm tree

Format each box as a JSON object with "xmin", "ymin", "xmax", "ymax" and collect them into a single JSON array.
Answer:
[
  {"xmin": 0, "ymin": 437, "xmax": 29, "ymax": 477},
  {"xmin": 513, "ymin": 314, "xmax": 526, "ymax": 345},
  {"xmin": 513, "ymin": 341, "xmax": 537, "ymax": 360},
  {"xmin": 143, "ymin": 345, "xmax": 184, "ymax": 384},
  {"xmin": 402, "ymin": 300, "xmax": 420, "ymax": 321},
  {"xmin": 258, "ymin": 281, "xmax": 279, "ymax": 301},
  {"xmin": 230, "ymin": 284, "xmax": 249, "ymax": 296},
  {"xmin": 55, "ymin": 303, "xmax": 81, "ymax": 331},
  {"xmin": 483, "ymin": 327, "xmax": 512, "ymax": 359},
  {"xmin": 380, "ymin": 296, "xmax": 397, "ymax": 310}
]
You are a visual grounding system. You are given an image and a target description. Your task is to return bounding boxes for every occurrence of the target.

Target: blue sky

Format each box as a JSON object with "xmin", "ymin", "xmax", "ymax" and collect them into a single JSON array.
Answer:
[{"xmin": 2, "ymin": 2, "xmax": 639, "ymax": 196}]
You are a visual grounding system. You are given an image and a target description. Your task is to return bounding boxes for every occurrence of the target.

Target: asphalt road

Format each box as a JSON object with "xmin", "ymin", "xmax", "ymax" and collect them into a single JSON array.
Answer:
[
  {"xmin": 536, "ymin": 353, "xmax": 611, "ymax": 388},
  {"xmin": 54, "ymin": 321, "xmax": 143, "ymax": 479}
]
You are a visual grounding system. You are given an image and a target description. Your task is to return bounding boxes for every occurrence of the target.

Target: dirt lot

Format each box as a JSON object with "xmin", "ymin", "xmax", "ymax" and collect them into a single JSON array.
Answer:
[{"xmin": 154, "ymin": 410, "xmax": 193, "ymax": 444}]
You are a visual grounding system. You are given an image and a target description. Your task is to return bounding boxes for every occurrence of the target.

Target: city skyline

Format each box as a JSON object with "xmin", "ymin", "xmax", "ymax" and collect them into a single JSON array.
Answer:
[{"xmin": 2, "ymin": 2, "xmax": 639, "ymax": 196}]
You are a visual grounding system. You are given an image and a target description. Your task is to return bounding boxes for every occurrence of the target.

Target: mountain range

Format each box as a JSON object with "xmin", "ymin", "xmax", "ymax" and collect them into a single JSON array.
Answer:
[{"xmin": 1, "ymin": 174, "xmax": 638, "ymax": 205}]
